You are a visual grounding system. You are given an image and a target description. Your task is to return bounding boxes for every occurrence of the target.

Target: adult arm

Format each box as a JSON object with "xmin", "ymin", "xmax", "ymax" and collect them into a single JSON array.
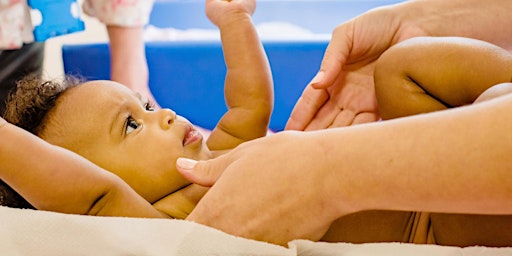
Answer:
[
  {"xmin": 82, "ymin": 0, "xmax": 158, "ymax": 107},
  {"xmin": 179, "ymin": 94, "xmax": 512, "ymax": 245},
  {"xmin": 286, "ymin": 0, "xmax": 512, "ymax": 130},
  {"xmin": 205, "ymin": 0, "xmax": 273, "ymax": 151},
  {"xmin": 107, "ymin": 25, "xmax": 154, "ymax": 104},
  {"xmin": 0, "ymin": 118, "xmax": 164, "ymax": 218}
]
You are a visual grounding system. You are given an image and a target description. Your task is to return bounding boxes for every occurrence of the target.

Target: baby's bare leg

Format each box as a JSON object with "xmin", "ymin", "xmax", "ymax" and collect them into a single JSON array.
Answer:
[
  {"xmin": 430, "ymin": 214, "xmax": 512, "ymax": 247},
  {"xmin": 373, "ymin": 38, "xmax": 512, "ymax": 245},
  {"xmin": 374, "ymin": 37, "xmax": 512, "ymax": 120},
  {"xmin": 430, "ymin": 82, "xmax": 512, "ymax": 247},
  {"xmin": 474, "ymin": 82, "xmax": 512, "ymax": 103},
  {"xmin": 321, "ymin": 210, "xmax": 416, "ymax": 243}
]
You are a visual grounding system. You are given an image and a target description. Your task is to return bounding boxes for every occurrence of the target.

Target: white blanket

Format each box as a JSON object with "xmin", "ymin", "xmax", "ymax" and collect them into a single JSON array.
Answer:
[{"xmin": 0, "ymin": 206, "xmax": 510, "ymax": 256}]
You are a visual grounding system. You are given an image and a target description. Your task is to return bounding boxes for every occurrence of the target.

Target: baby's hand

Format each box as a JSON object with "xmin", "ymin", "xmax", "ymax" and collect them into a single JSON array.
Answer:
[{"xmin": 206, "ymin": 0, "xmax": 256, "ymax": 27}]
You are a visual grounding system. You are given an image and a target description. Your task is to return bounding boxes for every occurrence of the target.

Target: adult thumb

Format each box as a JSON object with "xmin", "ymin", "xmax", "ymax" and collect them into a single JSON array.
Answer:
[{"xmin": 176, "ymin": 158, "xmax": 223, "ymax": 187}]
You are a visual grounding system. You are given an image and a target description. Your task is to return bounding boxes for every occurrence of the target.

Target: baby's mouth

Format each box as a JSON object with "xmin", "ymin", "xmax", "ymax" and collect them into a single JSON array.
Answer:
[{"xmin": 183, "ymin": 125, "xmax": 202, "ymax": 146}]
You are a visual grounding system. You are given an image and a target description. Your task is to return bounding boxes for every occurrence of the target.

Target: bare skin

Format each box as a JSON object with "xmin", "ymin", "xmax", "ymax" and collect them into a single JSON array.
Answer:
[
  {"xmin": 0, "ymin": 117, "xmax": 163, "ymax": 218},
  {"xmin": 1, "ymin": 0, "xmax": 272, "ymax": 219},
  {"xmin": 178, "ymin": 36, "xmax": 512, "ymax": 245},
  {"xmin": 285, "ymin": 0, "xmax": 512, "ymax": 131},
  {"xmin": 180, "ymin": 93, "xmax": 512, "ymax": 245}
]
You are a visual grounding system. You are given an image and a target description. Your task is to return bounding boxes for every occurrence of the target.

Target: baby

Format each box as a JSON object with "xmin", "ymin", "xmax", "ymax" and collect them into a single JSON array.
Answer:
[
  {"xmin": 374, "ymin": 36, "xmax": 512, "ymax": 120},
  {"xmin": 3, "ymin": 0, "xmax": 272, "ymax": 219},
  {"xmin": 5, "ymin": 7, "xmax": 512, "ymax": 246}
]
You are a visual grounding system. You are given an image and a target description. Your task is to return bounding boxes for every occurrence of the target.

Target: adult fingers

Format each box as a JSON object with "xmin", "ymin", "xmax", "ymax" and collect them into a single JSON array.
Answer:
[
  {"xmin": 328, "ymin": 109, "xmax": 356, "ymax": 128},
  {"xmin": 176, "ymin": 157, "xmax": 226, "ymax": 187},
  {"xmin": 285, "ymin": 86, "xmax": 329, "ymax": 131},
  {"xmin": 310, "ymin": 22, "xmax": 354, "ymax": 89},
  {"xmin": 352, "ymin": 112, "xmax": 380, "ymax": 125},
  {"xmin": 328, "ymin": 111, "xmax": 379, "ymax": 128},
  {"xmin": 304, "ymin": 100, "xmax": 342, "ymax": 130}
]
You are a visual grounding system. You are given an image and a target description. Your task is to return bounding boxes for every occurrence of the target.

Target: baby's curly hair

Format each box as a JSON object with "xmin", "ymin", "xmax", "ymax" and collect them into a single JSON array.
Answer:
[
  {"xmin": 1, "ymin": 74, "xmax": 83, "ymax": 209},
  {"xmin": 3, "ymin": 74, "xmax": 83, "ymax": 135}
]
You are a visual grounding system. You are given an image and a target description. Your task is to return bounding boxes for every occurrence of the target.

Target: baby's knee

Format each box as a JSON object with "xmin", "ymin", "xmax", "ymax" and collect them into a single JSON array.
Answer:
[
  {"xmin": 474, "ymin": 82, "xmax": 512, "ymax": 103},
  {"xmin": 374, "ymin": 44, "xmax": 414, "ymax": 119}
]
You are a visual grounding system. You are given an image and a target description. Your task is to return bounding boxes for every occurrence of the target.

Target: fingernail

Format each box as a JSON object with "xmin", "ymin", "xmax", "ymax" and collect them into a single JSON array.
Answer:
[
  {"xmin": 177, "ymin": 158, "xmax": 197, "ymax": 170},
  {"xmin": 311, "ymin": 71, "xmax": 324, "ymax": 84}
]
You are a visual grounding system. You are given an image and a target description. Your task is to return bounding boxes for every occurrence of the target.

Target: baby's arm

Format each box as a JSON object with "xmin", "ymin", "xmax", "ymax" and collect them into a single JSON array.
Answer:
[
  {"xmin": 374, "ymin": 36, "xmax": 512, "ymax": 120},
  {"xmin": 205, "ymin": 0, "xmax": 273, "ymax": 151},
  {"xmin": 0, "ymin": 118, "xmax": 164, "ymax": 218}
]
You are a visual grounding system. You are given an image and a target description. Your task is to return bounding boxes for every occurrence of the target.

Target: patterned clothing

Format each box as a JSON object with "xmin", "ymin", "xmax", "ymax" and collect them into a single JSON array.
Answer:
[{"xmin": 0, "ymin": 0, "xmax": 154, "ymax": 49}]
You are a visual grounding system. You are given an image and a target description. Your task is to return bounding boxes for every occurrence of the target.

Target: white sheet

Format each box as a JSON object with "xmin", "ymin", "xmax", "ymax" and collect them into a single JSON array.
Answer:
[{"xmin": 0, "ymin": 206, "xmax": 510, "ymax": 256}]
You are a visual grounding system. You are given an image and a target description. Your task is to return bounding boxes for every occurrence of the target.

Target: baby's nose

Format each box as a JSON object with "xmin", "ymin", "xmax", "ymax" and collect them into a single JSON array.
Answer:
[{"xmin": 159, "ymin": 108, "xmax": 177, "ymax": 128}]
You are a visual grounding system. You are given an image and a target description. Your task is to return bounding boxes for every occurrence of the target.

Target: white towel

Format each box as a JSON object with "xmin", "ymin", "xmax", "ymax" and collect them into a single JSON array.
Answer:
[
  {"xmin": 1, "ymin": 206, "xmax": 511, "ymax": 256},
  {"xmin": 290, "ymin": 240, "xmax": 512, "ymax": 256},
  {"xmin": 0, "ymin": 206, "xmax": 291, "ymax": 256}
]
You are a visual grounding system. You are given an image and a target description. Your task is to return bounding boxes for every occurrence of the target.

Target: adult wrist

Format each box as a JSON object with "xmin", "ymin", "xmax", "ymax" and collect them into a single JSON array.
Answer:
[{"xmin": 305, "ymin": 129, "xmax": 364, "ymax": 219}]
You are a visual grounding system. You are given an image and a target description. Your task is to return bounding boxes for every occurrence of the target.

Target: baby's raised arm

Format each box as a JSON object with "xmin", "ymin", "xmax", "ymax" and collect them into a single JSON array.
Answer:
[{"xmin": 205, "ymin": 0, "xmax": 273, "ymax": 151}]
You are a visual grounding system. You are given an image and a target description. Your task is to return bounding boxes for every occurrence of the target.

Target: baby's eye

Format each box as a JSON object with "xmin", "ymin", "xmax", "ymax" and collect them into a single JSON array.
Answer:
[
  {"xmin": 125, "ymin": 116, "xmax": 140, "ymax": 135},
  {"xmin": 145, "ymin": 101, "xmax": 155, "ymax": 111}
]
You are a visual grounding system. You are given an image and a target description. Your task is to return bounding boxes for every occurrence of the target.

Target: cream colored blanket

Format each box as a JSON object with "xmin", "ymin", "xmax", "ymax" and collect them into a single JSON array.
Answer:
[{"xmin": 0, "ymin": 206, "xmax": 510, "ymax": 256}]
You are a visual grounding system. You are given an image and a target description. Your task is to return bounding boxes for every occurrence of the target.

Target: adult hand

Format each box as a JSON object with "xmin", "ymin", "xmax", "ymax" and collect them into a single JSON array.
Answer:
[
  {"xmin": 285, "ymin": 4, "xmax": 428, "ymax": 130},
  {"xmin": 177, "ymin": 132, "xmax": 343, "ymax": 245}
]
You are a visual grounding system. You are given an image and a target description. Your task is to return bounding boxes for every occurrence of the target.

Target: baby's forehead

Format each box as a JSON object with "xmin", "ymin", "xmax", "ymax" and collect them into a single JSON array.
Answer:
[
  {"xmin": 65, "ymin": 80, "xmax": 134, "ymax": 101},
  {"xmin": 58, "ymin": 81, "xmax": 129, "ymax": 112},
  {"xmin": 45, "ymin": 81, "xmax": 132, "ymax": 144},
  {"xmin": 80, "ymin": 80, "xmax": 131, "ymax": 92}
]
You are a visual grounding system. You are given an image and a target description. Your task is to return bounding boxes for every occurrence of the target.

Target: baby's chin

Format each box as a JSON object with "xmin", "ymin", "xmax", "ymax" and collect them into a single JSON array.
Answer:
[{"xmin": 196, "ymin": 141, "xmax": 214, "ymax": 160}]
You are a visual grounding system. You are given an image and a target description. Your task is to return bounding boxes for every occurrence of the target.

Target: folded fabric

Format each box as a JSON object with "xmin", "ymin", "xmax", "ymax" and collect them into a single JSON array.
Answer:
[
  {"xmin": 0, "ymin": 206, "xmax": 290, "ymax": 256},
  {"xmin": 1, "ymin": 206, "xmax": 511, "ymax": 256},
  {"xmin": 290, "ymin": 240, "xmax": 512, "ymax": 256}
]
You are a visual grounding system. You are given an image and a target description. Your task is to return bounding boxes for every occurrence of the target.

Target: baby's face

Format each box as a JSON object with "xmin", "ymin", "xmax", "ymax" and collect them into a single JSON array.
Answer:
[{"xmin": 41, "ymin": 80, "xmax": 211, "ymax": 203}]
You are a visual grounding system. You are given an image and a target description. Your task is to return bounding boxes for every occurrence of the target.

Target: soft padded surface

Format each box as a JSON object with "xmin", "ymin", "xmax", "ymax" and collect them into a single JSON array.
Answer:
[{"xmin": 1, "ymin": 206, "xmax": 511, "ymax": 255}]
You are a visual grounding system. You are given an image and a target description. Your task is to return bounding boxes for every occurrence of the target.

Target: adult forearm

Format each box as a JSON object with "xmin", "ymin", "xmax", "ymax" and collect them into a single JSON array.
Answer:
[
  {"xmin": 318, "ymin": 95, "xmax": 512, "ymax": 216},
  {"xmin": 107, "ymin": 25, "xmax": 148, "ymax": 88},
  {"xmin": 0, "ymin": 122, "xmax": 106, "ymax": 213},
  {"xmin": 397, "ymin": 0, "xmax": 512, "ymax": 50}
]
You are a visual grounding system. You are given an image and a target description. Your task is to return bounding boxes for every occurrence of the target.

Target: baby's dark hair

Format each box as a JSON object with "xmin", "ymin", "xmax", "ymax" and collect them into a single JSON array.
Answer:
[
  {"xmin": 0, "ymin": 179, "xmax": 33, "ymax": 209},
  {"xmin": 3, "ymin": 74, "xmax": 83, "ymax": 135},
  {"xmin": 0, "ymin": 74, "xmax": 83, "ymax": 209}
]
